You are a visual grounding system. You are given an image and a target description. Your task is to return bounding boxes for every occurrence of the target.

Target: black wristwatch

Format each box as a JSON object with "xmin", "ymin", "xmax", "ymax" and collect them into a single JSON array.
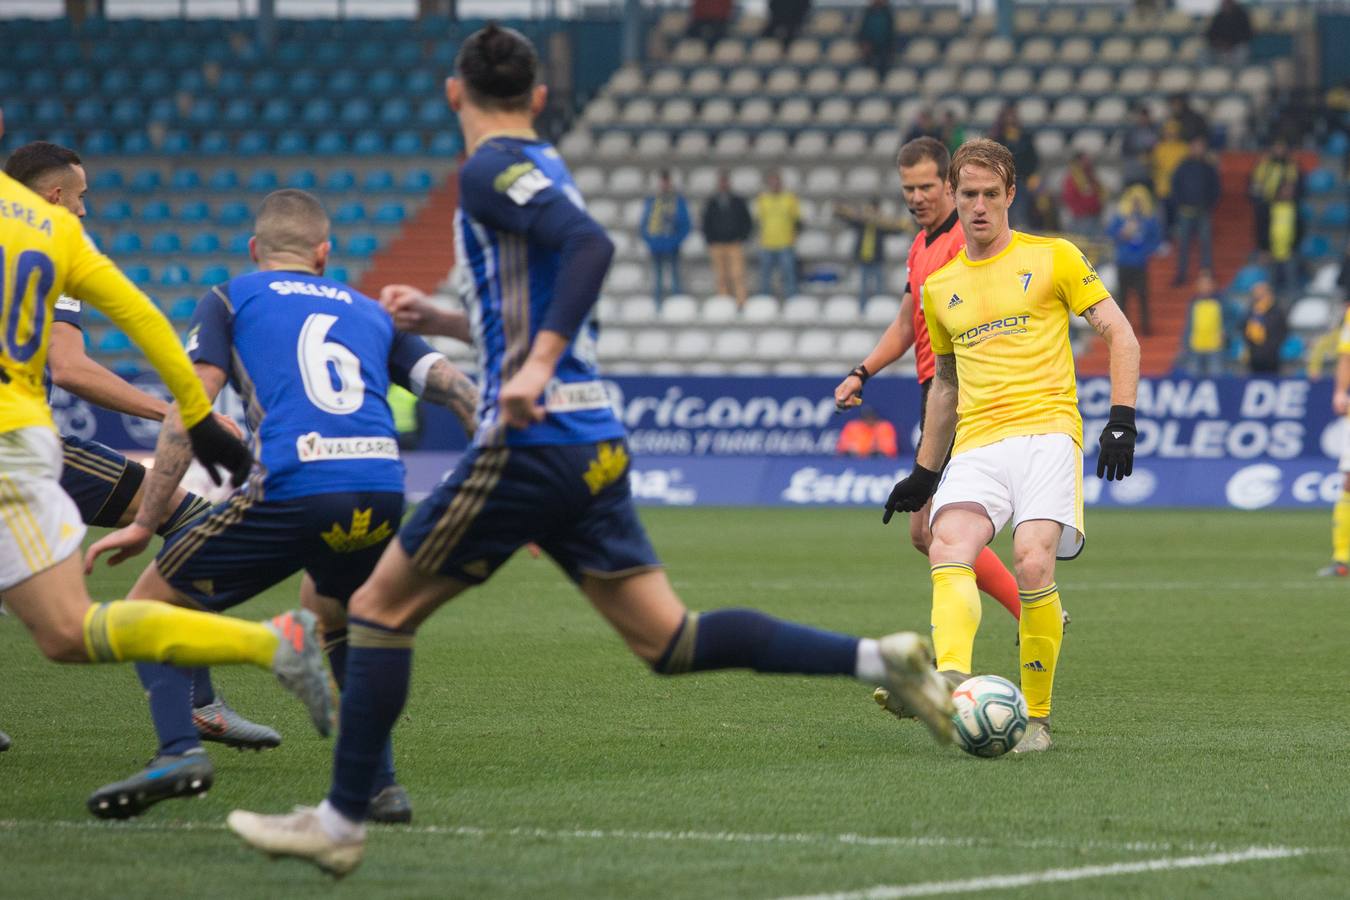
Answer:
[{"xmin": 849, "ymin": 363, "xmax": 871, "ymax": 384}]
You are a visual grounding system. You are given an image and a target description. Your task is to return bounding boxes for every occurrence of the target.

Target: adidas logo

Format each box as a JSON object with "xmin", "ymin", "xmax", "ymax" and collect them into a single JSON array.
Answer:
[
  {"xmin": 1111, "ymin": 430, "xmax": 1125, "ymax": 439},
  {"xmin": 947, "ymin": 294, "xmax": 962, "ymax": 309},
  {"xmin": 1022, "ymin": 660, "xmax": 1047, "ymax": 672}
]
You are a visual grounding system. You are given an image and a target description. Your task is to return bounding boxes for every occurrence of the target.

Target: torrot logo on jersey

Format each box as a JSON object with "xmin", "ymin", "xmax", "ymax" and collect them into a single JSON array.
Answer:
[{"xmin": 954, "ymin": 314, "xmax": 1032, "ymax": 347}]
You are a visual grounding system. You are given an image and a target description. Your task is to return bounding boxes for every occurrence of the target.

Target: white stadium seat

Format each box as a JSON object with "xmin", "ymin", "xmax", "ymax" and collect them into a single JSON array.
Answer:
[
  {"xmin": 982, "ymin": 36, "xmax": 1014, "ymax": 64},
  {"xmin": 702, "ymin": 98, "xmax": 736, "ymax": 126},
  {"xmin": 779, "ymin": 97, "xmax": 813, "ymax": 127},
  {"xmin": 844, "ymin": 167, "xmax": 882, "ymax": 195},
  {"xmin": 1052, "ymin": 97, "xmax": 1090, "ymax": 127},
  {"xmin": 558, "ymin": 130, "xmax": 593, "ymax": 158},
  {"xmin": 739, "ymin": 98, "xmax": 774, "ymax": 127},
  {"xmin": 794, "ymin": 130, "xmax": 830, "ymax": 159},
  {"xmin": 804, "ymin": 68, "xmax": 841, "ymax": 97},
  {"xmin": 660, "ymin": 295, "xmax": 700, "ymax": 324},
  {"xmin": 883, "ymin": 68, "xmax": 918, "ymax": 94},
  {"xmin": 818, "ymin": 98, "xmax": 853, "ymax": 127},
  {"xmin": 749, "ymin": 39, "xmax": 783, "ymax": 65},
  {"xmin": 713, "ymin": 330, "xmax": 754, "ymax": 360},
  {"xmin": 902, "ymin": 38, "xmax": 939, "ymax": 65},
  {"xmin": 782, "ymin": 295, "xmax": 822, "ymax": 323},
  {"xmin": 620, "ymin": 98, "xmax": 656, "ymax": 126},
  {"xmin": 796, "ymin": 331, "xmax": 836, "ymax": 361},
  {"xmin": 786, "ymin": 39, "xmax": 821, "ymax": 65},
  {"xmin": 797, "ymin": 230, "xmax": 832, "ymax": 261},
  {"xmin": 1157, "ymin": 66, "xmax": 1194, "ymax": 94},
  {"xmin": 1078, "ymin": 67, "xmax": 1114, "ymax": 96},
  {"xmin": 803, "ymin": 167, "xmax": 842, "ymax": 196},
  {"xmin": 998, "ymin": 67, "xmax": 1033, "ymax": 96},
  {"xmin": 687, "ymin": 67, "xmax": 723, "ymax": 95},
  {"xmin": 826, "ymin": 40, "xmax": 859, "ymax": 65},
  {"xmin": 1117, "ymin": 68, "xmax": 1154, "ymax": 96},
  {"xmin": 823, "ymin": 295, "xmax": 861, "ymax": 323},
  {"xmin": 672, "ymin": 329, "xmax": 713, "ymax": 361},
  {"xmin": 729, "ymin": 166, "xmax": 762, "ymax": 196},
  {"xmin": 671, "ymin": 40, "xmax": 707, "ymax": 65},
  {"xmin": 839, "ymin": 330, "xmax": 876, "ymax": 361},
  {"xmin": 712, "ymin": 131, "xmax": 751, "ymax": 160},
  {"xmin": 1037, "ymin": 67, "xmax": 1073, "ymax": 96},
  {"xmin": 572, "ymin": 167, "xmax": 605, "ymax": 196},
  {"xmin": 711, "ymin": 39, "xmax": 745, "ymax": 65},
  {"xmin": 607, "ymin": 66, "xmax": 643, "ymax": 96},
  {"xmin": 842, "ymin": 68, "xmax": 880, "ymax": 96},
  {"xmin": 944, "ymin": 37, "xmax": 981, "ymax": 65},
  {"xmin": 1070, "ymin": 129, "xmax": 1107, "ymax": 156},
  {"xmin": 752, "ymin": 130, "xmax": 791, "ymax": 159},
  {"xmin": 960, "ymin": 67, "xmax": 996, "ymax": 96},
  {"xmin": 594, "ymin": 132, "xmax": 631, "ymax": 160},
  {"xmin": 1092, "ymin": 97, "xmax": 1129, "ymax": 128},
  {"xmin": 1016, "ymin": 97, "xmax": 1049, "ymax": 127},
  {"xmin": 863, "ymin": 295, "xmax": 901, "ymax": 324},
  {"xmin": 1020, "ymin": 37, "xmax": 1055, "ymax": 64},
  {"xmin": 647, "ymin": 68, "xmax": 683, "ymax": 96},
  {"xmin": 691, "ymin": 361, "xmax": 731, "ymax": 375},
  {"xmin": 1099, "ymin": 37, "xmax": 1134, "ymax": 64},
  {"xmin": 1138, "ymin": 37, "xmax": 1171, "ymax": 63},
  {"xmin": 1060, "ymin": 37, "xmax": 1093, "ymax": 64},
  {"xmin": 856, "ymin": 97, "xmax": 893, "ymax": 126},
  {"xmin": 673, "ymin": 131, "xmax": 712, "ymax": 160},
  {"xmin": 833, "ymin": 130, "xmax": 870, "ymax": 159},
  {"xmin": 659, "ymin": 99, "xmax": 695, "ymax": 127},
  {"xmin": 686, "ymin": 166, "xmax": 718, "ymax": 196},
  {"xmin": 632, "ymin": 330, "xmax": 672, "ymax": 360},
  {"xmin": 617, "ymin": 293, "xmax": 657, "ymax": 322},
  {"xmin": 1198, "ymin": 67, "xmax": 1233, "ymax": 94},
  {"xmin": 742, "ymin": 295, "xmax": 780, "ymax": 323},
  {"xmin": 920, "ymin": 67, "xmax": 957, "ymax": 97},
  {"xmin": 754, "ymin": 329, "xmax": 795, "ymax": 361},
  {"xmin": 1290, "ymin": 296, "xmax": 1334, "ymax": 331},
  {"xmin": 608, "ymin": 166, "xmax": 645, "ymax": 196},
  {"xmin": 636, "ymin": 131, "xmax": 672, "ymax": 157},
  {"xmin": 724, "ymin": 68, "xmax": 761, "ymax": 97},
  {"xmin": 765, "ymin": 67, "xmax": 802, "ymax": 96},
  {"xmin": 584, "ymin": 97, "xmax": 618, "ymax": 127},
  {"xmin": 702, "ymin": 296, "xmax": 739, "ymax": 324},
  {"xmin": 596, "ymin": 327, "xmax": 631, "ymax": 361}
]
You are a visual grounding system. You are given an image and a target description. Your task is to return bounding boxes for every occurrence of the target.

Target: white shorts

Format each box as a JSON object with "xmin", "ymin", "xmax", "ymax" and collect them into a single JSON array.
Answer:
[
  {"xmin": 0, "ymin": 427, "xmax": 86, "ymax": 592},
  {"xmin": 930, "ymin": 432, "xmax": 1085, "ymax": 560}
]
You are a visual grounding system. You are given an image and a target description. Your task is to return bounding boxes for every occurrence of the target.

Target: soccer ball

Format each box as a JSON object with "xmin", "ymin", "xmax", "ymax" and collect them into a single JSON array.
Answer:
[{"xmin": 950, "ymin": 675, "xmax": 1028, "ymax": 758}]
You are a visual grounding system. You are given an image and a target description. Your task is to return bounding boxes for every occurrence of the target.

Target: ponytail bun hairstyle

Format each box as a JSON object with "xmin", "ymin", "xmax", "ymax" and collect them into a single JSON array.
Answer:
[{"xmin": 456, "ymin": 23, "xmax": 539, "ymax": 111}]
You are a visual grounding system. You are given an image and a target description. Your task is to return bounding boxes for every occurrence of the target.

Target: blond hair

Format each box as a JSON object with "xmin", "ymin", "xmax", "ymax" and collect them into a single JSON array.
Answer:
[{"xmin": 948, "ymin": 138, "xmax": 1016, "ymax": 191}]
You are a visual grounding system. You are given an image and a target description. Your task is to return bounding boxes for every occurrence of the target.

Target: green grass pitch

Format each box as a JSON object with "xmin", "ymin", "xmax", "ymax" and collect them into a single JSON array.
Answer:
[{"xmin": 2, "ymin": 507, "xmax": 1348, "ymax": 898}]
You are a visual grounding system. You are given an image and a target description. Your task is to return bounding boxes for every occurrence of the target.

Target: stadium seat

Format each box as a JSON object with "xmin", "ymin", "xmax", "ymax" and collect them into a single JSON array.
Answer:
[
  {"xmin": 169, "ymin": 297, "xmax": 198, "ymax": 321},
  {"xmin": 1322, "ymin": 203, "xmax": 1350, "ymax": 228},
  {"xmin": 754, "ymin": 329, "xmax": 794, "ymax": 361},
  {"xmin": 334, "ymin": 202, "xmax": 366, "ymax": 224},
  {"xmin": 702, "ymin": 296, "xmax": 739, "ymax": 324},
  {"xmin": 199, "ymin": 265, "xmax": 230, "ymax": 285},
  {"xmin": 276, "ymin": 131, "xmax": 310, "ymax": 155},
  {"xmin": 314, "ymin": 132, "xmax": 349, "ymax": 155},
  {"xmin": 248, "ymin": 169, "xmax": 279, "ymax": 191},
  {"xmin": 864, "ymin": 295, "xmax": 902, "ymax": 324},
  {"xmin": 160, "ymin": 264, "xmax": 192, "ymax": 287},
  {"xmin": 216, "ymin": 201, "xmax": 250, "ymax": 227},
  {"xmin": 392, "ymin": 132, "xmax": 425, "ymax": 155},
  {"xmin": 122, "ymin": 264, "xmax": 152, "ymax": 286},
  {"xmin": 1290, "ymin": 296, "xmax": 1334, "ymax": 331},
  {"xmin": 741, "ymin": 295, "xmax": 779, "ymax": 323},
  {"xmin": 328, "ymin": 266, "xmax": 349, "ymax": 284},
  {"xmin": 198, "ymin": 132, "xmax": 231, "ymax": 156},
  {"xmin": 98, "ymin": 331, "xmax": 133, "ymax": 353},
  {"xmin": 363, "ymin": 169, "xmax": 396, "ymax": 192},
  {"xmin": 632, "ymin": 330, "xmax": 672, "ymax": 360},
  {"xmin": 1305, "ymin": 169, "xmax": 1338, "ymax": 196},
  {"xmin": 345, "ymin": 234, "xmax": 379, "ymax": 257},
  {"xmin": 342, "ymin": 99, "xmax": 376, "ymax": 127},
  {"xmin": 228, "ymin": 233, "xmax": 251, "ymax": 254},
  {"xmin": 130, "ymin": 170, "xmax": 162, "ymax": 194},
  {"xmin": 617, "ymin": 294, "xmax": 658, "ymax": 323},
  {"xmin": 430, "ymin": 133, "xmax": 464, "ymax": 156},
  {"xmin": 178, "ymin": 201, "xmax": 210, "ymax": 223},
  {"xmin": 1300, "ymin": 234, "xmax": 1331, "ymax": 259},
  {"xmin": 236, "ymin": 132, "xmax": 270, "ymax": 156},
  {"xmin": 374, "ymin": 203, "xmax": 406, "ymax": 224},
  {"xmin": 401, "ymin": 169, "xmax": 435, "ymax": 192},
  {"xmin": 597, "ymin": 327, "xmax": 632, "ymax": 361},
  {"xmin": 660, "ymin": 295, "xmax": 700, "ymax": 324},
  {"xmin": 141, "ymin": 200, "xmax": 171, "ymax": 223},
  {"xmin": 189, "ymin": 233, "xmax": 221, "ymax": 255},
  {"xmin": 110, "ymin": 233, "xmax": 143, "ymax": 255},
  {"xmin": 150, "ymin": 232, "xmax": 182, "ymax": 254},
  {"xmin": 672, "ymin": 329, "xmax": 713, "ymax": 361}
]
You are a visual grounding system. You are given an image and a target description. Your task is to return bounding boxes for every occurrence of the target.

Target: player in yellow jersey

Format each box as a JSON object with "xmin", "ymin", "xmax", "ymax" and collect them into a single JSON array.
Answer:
[
  {"xmin": 1323, "ymin": 307, "xmax": 1350, "ymax": 576},
  {"xmin": 0, "ymin": 110, "xmax": 335, "ymax": 738},
  {"xmin": 880, "ymin": 139, "xmax": 1141, "ymax": 752}
]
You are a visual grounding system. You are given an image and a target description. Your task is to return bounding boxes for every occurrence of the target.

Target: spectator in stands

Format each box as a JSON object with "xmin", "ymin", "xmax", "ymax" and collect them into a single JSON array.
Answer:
[
  {"xmin": 1023, "ymin": 173, "xmax": 1060, "ymax": 232},
  {"xmin": 1243, "ymin": 281, "xmax": 1287, "ymax": 374},
  {"xmin": 1108, "ymin": 184, "xmax": 1163, "ymax": 336},
  {"xmin": 755, "ymin": 170, "xmax": 801, "ymax": 298},
  {"xmin": 835, "ymin": 407, "xmax": 899, "ymax": 458},
  {"xmin": 1121, "ymin": 104, "xmax": 1159, "ymax": 189},
  {"xmin": 1181, "ymin": 271, "xmax": 1227, "ymax": 376},
  {"xmin": 1166, "ymin": 93, "xmax": 1209, "ymax": 143},
  {"xmin": 856, "ymin": 0, "xmax": 896, "ymax": 77},
  {"xmin": 904, "ymin": 108, "xmax": 942, "ymax": 146},
  {"xmin": 1249, "ymin": 137, "xmax": 1299, "ymax": 255},
  {"xmin": 687, "ymin": 0, "xmax": 734, "ymax": 50},
  {"xmin": 1206, "ymin": 0, "xmax": 1254, "ymax": 66},
  {"xmin": 940, "ymin": 108, "xmax": 966, "ymax": 156},
  {"xmin": 1338, "ymin": 236, "xmax": 1350, "ymax": 300},
  {"xmin": 991, "ymin": 105, "xmax": 1039, "ymax": 227},
  {"xmin": 1170, "ymin": 136, "xmax": 1221, "ymax": 286},
  {"xmin": 835, "ymin": 200, "xmax": 905, "ymax": 300},
  {"xmin": 639, "ymin": 169, "xmax": 692, "ymax": 305},
  {"xmin": 764, "ymin": 0, "xmax": 811, "ymax": 47},
  {"xmin": 1269, "ymin": 180, "xmax": 1301, "ymax": 294},
  {"xmin": 701, "ymin": 169, "xmax": 753, "ymax": 307},
  {"xmin": 1152, "ymin": 119, "xmax": 1189, "ymax": 233},
  {"xmin": 1061, "ymin": 152, "xmax": 1106, "ymax": 236}
]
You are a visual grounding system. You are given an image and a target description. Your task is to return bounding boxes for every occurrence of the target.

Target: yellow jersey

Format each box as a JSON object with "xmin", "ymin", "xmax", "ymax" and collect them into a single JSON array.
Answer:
[
  {"xmin": 921, "ymin": 232, "xmax": 1110, "ymax": 455},
  {"xmin": 0, "ymin": 172, "xmax": 212, "ymax": 434},
  {"xmin": 755, "ymin": 191, "xmax": 799, "ymax": 250},
  {"xmin": 1336, "ymin": 308, "xmax": 1350, "ymax": 359}
]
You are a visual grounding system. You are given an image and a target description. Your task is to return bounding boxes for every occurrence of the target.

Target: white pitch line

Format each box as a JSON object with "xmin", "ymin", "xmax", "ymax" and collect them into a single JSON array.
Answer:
[
  {"xmin": 777, "ymin": 846, "xmax": 1309, "ymax": 900},
  {"xmin": 0, "ymin": 818, "xmax": 1298, "ymax": 858}
]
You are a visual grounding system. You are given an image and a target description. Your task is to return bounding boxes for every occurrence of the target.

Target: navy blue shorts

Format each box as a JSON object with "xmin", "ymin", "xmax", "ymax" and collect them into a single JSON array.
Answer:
[
  {"xmin": 400, "ymin": 440, "xmax": 661, "ymax": 585},
  {"xmin": 155, "ymin": 490, "xmax": 404, "ymax": 612},
  {"xmin": 60, "ymin": 435, "xmax": 144, "ymax": 527}
]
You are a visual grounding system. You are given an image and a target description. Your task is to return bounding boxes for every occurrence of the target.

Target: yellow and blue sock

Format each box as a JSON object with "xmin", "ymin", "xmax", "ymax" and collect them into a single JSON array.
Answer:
[
  {"xmin": 82, "ymin": 600, "xmax": 277, "ymax": 668},
  {"xmin": 1332, "ymin": 491, "xmax": 1350, "ymax": 565},
  {"xmin": 328, "ymin": 617, "xmax": 414, "ymax": 822},
  {"xmin": 1018, "ymin": 583, "xmax": 1064, "ymax": 719},
  {"xmin": 930, "ymin": 562, "xmax": 981, "ymax": 674},
  {"xmin": 652, "ymin": 609, "xmax": 858, "ymax": 676}
]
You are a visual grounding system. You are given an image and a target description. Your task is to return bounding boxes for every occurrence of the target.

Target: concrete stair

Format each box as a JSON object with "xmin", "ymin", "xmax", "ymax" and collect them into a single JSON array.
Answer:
[{"xmin": 356, "ymin": 169, "xmax": 460, "ymax": 297}]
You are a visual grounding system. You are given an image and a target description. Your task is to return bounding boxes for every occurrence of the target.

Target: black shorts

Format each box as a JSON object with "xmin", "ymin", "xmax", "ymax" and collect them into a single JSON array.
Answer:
[
  {"xmin": 60, "ymin": 435, "xmax": 144, "ymax": 527},
  {"xmin": 400, "ymin": 440, "xmax": 662, "ymax": 586},
  {"xmin": 156, "ymin": 489, "xmax": 404, "ymax": 611}
]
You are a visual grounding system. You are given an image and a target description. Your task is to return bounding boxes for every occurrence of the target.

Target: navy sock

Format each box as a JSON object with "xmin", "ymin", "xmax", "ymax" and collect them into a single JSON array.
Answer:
[
  {"xmin": 655, "ymin": 608, "xmax": 858, "ymax": 676},
  {"xmin": 136, "ymin": 662, "xmax": 201, "ymax": 757},
  {"xmin": 190, "ymin": 668, "xmax": 215, "ymax": 707},
  {"xmin": 327, "ymin": 618, "xmax": 412, "ymax": 821},
  {"xmin": 325, "ymin": 627, "xmax": 398, "ymax": 792}
]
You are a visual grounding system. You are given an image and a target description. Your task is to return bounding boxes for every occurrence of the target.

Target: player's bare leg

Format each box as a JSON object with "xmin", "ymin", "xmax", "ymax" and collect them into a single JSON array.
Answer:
[
  {"xmin": 1010, "ymin": 518, "xmax": 1064, "ymax": 754},
  {"xmin": 911, "ymin": 498, "xmax": 1025, "ymax": 622}
]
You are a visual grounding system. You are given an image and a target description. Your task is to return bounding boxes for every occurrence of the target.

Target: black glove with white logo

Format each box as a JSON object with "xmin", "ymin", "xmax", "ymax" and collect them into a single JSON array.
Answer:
[
  {"xmin": 1096, "ymin": 405, "xmax": 1137, "ymax": 482},
  {"xmin": 187, "ymin": 415, "xmax": 253, "ymax": 487},
  {"xmin": 882, "ymin": 464, "xmax": 941, "ymax": 524}
]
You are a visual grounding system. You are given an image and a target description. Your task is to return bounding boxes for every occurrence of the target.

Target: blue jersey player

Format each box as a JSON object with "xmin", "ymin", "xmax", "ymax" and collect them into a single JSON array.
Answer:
[
  {"xmin": 228, "ymin": 25, "xmax": 956, "ymax": 877},
  {"xmin": 3, "ymin": 141, "xmax": 278, "ymax": 753},
  {"xmin": 85, "ymin": 189, "xmax": 481, "ymax": 822}
]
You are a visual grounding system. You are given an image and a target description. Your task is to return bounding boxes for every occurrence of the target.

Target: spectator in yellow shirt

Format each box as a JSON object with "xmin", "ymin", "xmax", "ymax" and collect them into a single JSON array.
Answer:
[
  {"xmin": 1180, "ymin": 270, "xmax": 1226, "ymax": 377},
  {"xmin": 755, "ymin": 170, "xmax": 800, "ymax": 298}
]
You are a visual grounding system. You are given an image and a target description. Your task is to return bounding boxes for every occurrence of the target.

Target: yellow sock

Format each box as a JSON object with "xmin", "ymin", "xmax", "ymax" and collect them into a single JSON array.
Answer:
[
  {"xmin": 82, "ymin": 600, "xmax": 278, "ymax": 669},
  {"xmin": 1333, "ymin": 491, "xmax": 1350, "ymax": 564},
  {"xmin": 1018, "ymin": 584, "xmax": 1064, "ymax": 719},
  {"xmin": 930, "ymin": 562, "xmax": 981, "ymax": 673}
]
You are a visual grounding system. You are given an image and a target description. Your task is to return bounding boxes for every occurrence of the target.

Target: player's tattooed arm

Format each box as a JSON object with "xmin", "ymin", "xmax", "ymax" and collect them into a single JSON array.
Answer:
[
  {"xmin": 915, "ymin": 353, "xmax": 959, "ymax": 471},
  {"xmin": 134, "ymin": 363, "xmax": 231, "ymax": 531},
  {"xmin": 1082, "ymin": 298, "xmax": 1141, "ymax": 407},
  {"xmin": 421, "ymin": 357, "xmax": 480, "ymax": 438},
  {"xmin": 1083, "ymin": 304, "xmax": 1113, "ymax": 338}
]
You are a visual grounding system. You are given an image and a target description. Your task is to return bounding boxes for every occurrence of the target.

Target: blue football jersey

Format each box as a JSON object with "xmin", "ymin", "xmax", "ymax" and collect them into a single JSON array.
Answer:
[
  {"xmin": 188, "ymin": 270, "xmax": 439, "ymax": 500},
  {"xmin": 456, "ymin": 134, "xmax": 624, "ymax": 448}
]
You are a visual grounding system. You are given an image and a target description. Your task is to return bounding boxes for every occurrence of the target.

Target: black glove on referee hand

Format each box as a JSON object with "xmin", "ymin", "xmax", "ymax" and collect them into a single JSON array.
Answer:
[
  {"xmin": 187, "ymin": 415, "xmax": 253, "ymax": 487},
  {"xmin": 1096, "ymin": 405, "xmax": 1137, "ymax": 482},
  {"xmin": 882, "ymin": 464, "xmax": 941, "ymax": 524}
]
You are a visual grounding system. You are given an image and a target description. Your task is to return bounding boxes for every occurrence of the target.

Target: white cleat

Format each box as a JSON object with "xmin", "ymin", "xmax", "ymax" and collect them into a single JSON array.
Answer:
[
  {"xmin": 877, "ymin": 632, "xmax": 955, "ymax": 745},
  {"xmin": 227, "ymin": 806, "xmax": 364, "ymax": 877},
  {"xmin": 1012, "ymin": 717, "xmax": 1053, "ymax": 754}
]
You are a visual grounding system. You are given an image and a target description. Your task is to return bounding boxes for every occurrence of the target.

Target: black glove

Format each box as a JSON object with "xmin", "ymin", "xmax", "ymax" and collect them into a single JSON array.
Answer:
[
  {"xmin": 1096, "ymin": 405, "xmax": 1137, "ymax": 482},
  {"xmin": 186, "ymin": 415, "xmax": 253, "ymax": 487},
  {"xmin": 882, "ymin": 464, "xmax": 941, "ymax": 524}
]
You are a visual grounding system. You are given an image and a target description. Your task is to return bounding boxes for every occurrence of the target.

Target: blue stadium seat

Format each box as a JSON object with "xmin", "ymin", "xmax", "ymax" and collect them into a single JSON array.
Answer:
[
  {"xmin": 112, "ymin": 362, "xmax": 142, "ymax": 380},
  {"xmin": 314, "ymin": 132, "xmax": 349, "ymax": 155},
  {"xmin": 314, "ymin": 43, "xmax": 345, "ymax": 68},
  {"xmin": 52, "ymin": 42, "xmax": 81, "ymax": 68},
  {"xmin": 161, "ymin": 132, "xmax": 194, "ymax": 154},
  {"xmin": 328, "ymin": 265, "xmax": 349, "ymax": 284},
  {"xmin": 189, "ymin": 233, "xmax": 221, "ymax": 255},
  {"xmin": 60, "ymin": 69, "xmax": 93, "ymax": 98},
  {"xmin": 199, "ymin": 265, "xmax": 231, "ymax": 285},
  {"xmin": 417, "ymin": 99, "xmax": 450, "ymax": 126},
  {"xmin": 333, "ymin": 202, "xmax": 366, "ymax": 224},
  {"xmin": 330, "ymin": 70, "xmax": 362, "ymax": 97},
  {"xmin": 374, "ymin": 202, "xmax": 406, "ymax": 225},
  {"xmin": 170, "ymin": 169, "xmax": 202, "ymax": 191},
  {"xmin": 199, "ymin": 132, "xmax": 231, "ymax": 155},
  {"xmin": 237, "ymin": 132, "xmax": 270, "ymax": 156},
  {"xmin": 138, "ymin": 69, "xmax": 171, "ymax": 96},
  {"xmin": 121, "ymin": 132, "xmax": 153, "ymax": 155},
  {"xmin": 229, "ymin": 232, "xmax": 252, "ymax": 254},
  {"xmin": 1300, "ymin": 234, "xmax": 1331, "ymax": 259},
  {"xmin": 151, "ymin": 232, "xmax": 182, "ymax": 254},
  {"xmin": 1328, "ymin": 132, "xmax": 1350, "ymax": 157},
  {"xmin": 248, "ymin": 169, "xmax": 279, "ymax": 191},
  {"xmin": 325, "ymin": 169, "xmax": 356, "ymax": 191},
  {"xmin": 430, "ymin": 132, "xmax": 464, "ymax": 156},
  {"xmin": 288, "ymin": 70, "xmax": 321, "ymax": 97},
  {"xmin": 380, "ymin": 99, "xmax": 412, "ymax": 126},
  {"xmin": 201, "ymin": 170, "xmax": 235, "ymax": 194},
  {"xmin": 1323, "ymin": 202, "xmax": 1350, "ymax": 228},
  {"xmin": 390, "ymin": 42, "xmax": 421, "ymax": 68},
  {"xmin": 178, "ymin": 201, "xmax": 210, "ymax": 223},
  {"xmin": 83, "ymin": 131, "xmax": 118, "ymax": 156},
  {"xmin": 34, "ymin": 99, "xmax": 65, "ymax": 127},
  {"xmin": 391, "ymin": 131, "xmax": 425, "ymax": 155},
  {"xmin": 341, "ymin": 99, "xmax": 375, "ymax": 126},
  {"xmin": 110, "ymin": 97, "xmax": 143, "ymax": 126},
  {"xmin": 131, "ymin": 170, "xmax": 162, "ymax": 194},
  {"xmin": 223, "ymin": 99, "xmax": 254, "ymax": 127},
  {"xmin": 141, "ymin": 200, "xmax": 171, "ymax": 223},
  {"xmin": 248, "ymin": 70, "xmax": 281, "ymax": 97},
  {"xmin": 84, "ymin": 229, "xmax": 103, "ymax": 251},
  {"xmin": 111, "ymin": 233, "xmax": 143, "ymax": 254},
  {"xmin": 276, "ymin": 40, "xmax": 307, "ymax": 68},
  {"xmin": 1306, "ymin": 168, "xmax": 1338, "ymax": 196},
  {"xmin": 160, "ymin": 264, "xmax": 192, "ymax": 287},
  {"xmin": 74, "ymin": 98, "xmax": 104, "ymax": 125},
  {"xmin": 23, "ymin": 71, "xmax": 56, "ymax": 95},
  {"xmin": 353, "ymin": 131, "xmax": 387, "ymax": 155},
  {"xmin": 276, "ymin": 131, "xmax": 309, "ymax": 156},
  {"xmin": 98, "ymin": 331, "xmax": 133, "ymax": 353},
  {"xmin": 217, "ymin": 201, "xmax": 250, "ymax": 227},
  {"xmin": 101, "ymin": 68, "xmax": 134, "ymax": 96},
  {"xmin": 302, "ymin": 98, "xmax": 336, "ymax": 125},
  {"xmin": 92, "ymin": 170, "xmax": 125, "ymax": 191},
  {"xmin": 368, "ymin": 69, "xmax": 399, "ymax": 96},
  {"xmin": 123, "ymin": 264, "xmax": 152, "ymax": 285},
  {"xmin": 287, "ymin": 169, "xmax": 318, "ymax": 189},
  {"xmin": 147, "ymin": 98, "xmax": 176, "ymax": 123},
  {"xmin": 99, "ymin": 200, "xmax": 132, "ymax": 223},
  {"xmin": 218, "ymin": 70, "xmax": 247, "ymax": 95},
  {"xmin": 186, "ymin": 98, "xmax": 220, "ymax": 127},
  {"xmin": 353, "ymin": 41, "xmax": 386, "ymax": 68},
  {"xmin": 407, "ymin": 70, "xmax": 438, "ymax": 96},
  {"xmin": 169, "ymin": 297, "xmax": 198, "ymax": 321},
  {"xmin": 401, "ymin": 169, "xmax": 434, "ymax": 192},
  {"xmin": 345, "ymin": 234, "xmax": 379, "ymax": 257},
  {"xmin": 261, "ymin": 98, "xmax": 292, "ymax": 126},
  {"xmin": 362, "ymin": 169, "xmax": 395, "ymax": 191}
]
